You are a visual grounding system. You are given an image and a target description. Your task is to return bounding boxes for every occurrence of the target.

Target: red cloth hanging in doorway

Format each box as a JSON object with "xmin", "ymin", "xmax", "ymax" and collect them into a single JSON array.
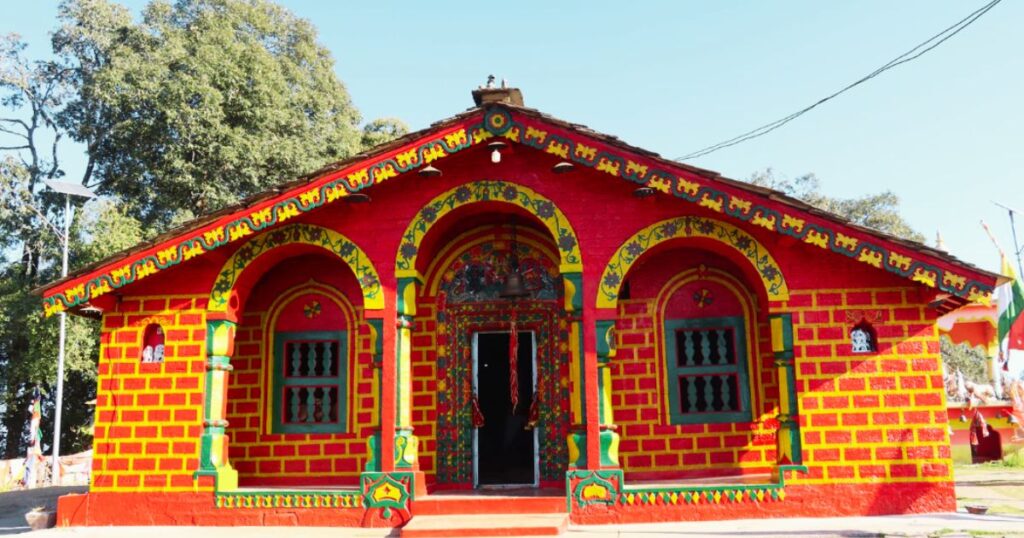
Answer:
[{"xmin": 509, "ymin": 321, "xmax": 519, "ymax": 414}]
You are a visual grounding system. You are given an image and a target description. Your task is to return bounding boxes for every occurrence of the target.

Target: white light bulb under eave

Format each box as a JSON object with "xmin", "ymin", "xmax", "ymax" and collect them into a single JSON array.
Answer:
[{"xmin": 491, "ymin": 148, "xmax": 501, "ymax": 164}]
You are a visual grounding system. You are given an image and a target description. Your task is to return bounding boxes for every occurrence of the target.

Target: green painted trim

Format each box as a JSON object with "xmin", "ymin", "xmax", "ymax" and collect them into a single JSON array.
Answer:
[
  {"xmin": 663, "ymin": 316, "xmax": 751, "ymax": 424},
  {"xmin": 365, "ymin": 431, "xmax": 381, "ymax": 472},
  {"xmin": 595, "ymin": 320, "xmax": 616, "ymax": 362},
  {"xmin": 574, "ymin": 319, "xmax": 587, "ymax": 425},
  {"xmin": 396, "ymin": 275, "xmax": 422, "ymax": 317},
  {"xmin": 563, "ymin": 271, "xmax": 583, "ymax": 313},
  {"xmin": 271, "ymin": 330, "xmax": 348, "ymax": 434},
  {"xmin": 366, "ymin": 318, "xmax": 384, "ymax": 358},
  {"xmin": 215, "ymin": 490, "xmax": 363, "ymax": 509}
]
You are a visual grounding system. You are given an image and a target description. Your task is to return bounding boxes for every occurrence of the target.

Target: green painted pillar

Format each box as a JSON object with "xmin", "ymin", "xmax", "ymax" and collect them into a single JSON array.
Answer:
[
  {"xmin": 594, "ymin": 319, "xmax": 620, "ymax": 468},
  {"xmin": 364, "ymin": 317, "xmax": 384, "ymax": 472},
  {"xmin": 392, "ymin": 275, "xmax": 421, "ymax": 470},
  {"xmin": 195, "ymin": 317, "xmax": 239, "ymax": 491},
  {"xmin": 562, "ymin": 272, "xmax": 590, "ymax": 469},
  {"xmin": 769, "ymin": 313, "xmax": 802, "ymax": 466}
]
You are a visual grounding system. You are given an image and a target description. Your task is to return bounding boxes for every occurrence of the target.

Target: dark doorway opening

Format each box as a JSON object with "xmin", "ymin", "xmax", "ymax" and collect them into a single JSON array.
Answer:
[{"xmin": 475, "ymin": 331, "xmax": 536, "ymax": 486}]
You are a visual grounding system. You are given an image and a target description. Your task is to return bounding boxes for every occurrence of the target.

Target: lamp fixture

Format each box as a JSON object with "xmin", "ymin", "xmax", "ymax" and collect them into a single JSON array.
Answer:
[
  {"xmin": 488, "ymin": 141, "xmax": 507, "ymax": 164},
  {"xmin": 552, "ymin": 161, "xmax": 575, "ymax": 174},
  {"xmin": 419, "ymin": 165, "xmax": 442, "ymax": 178},
  {"xmin": 345, "ymin": 193, "xmax": 371, "ymax": 204},
  {"xmin": 633, "ymin": 186, "xmax": 655, "ymax": 199}
]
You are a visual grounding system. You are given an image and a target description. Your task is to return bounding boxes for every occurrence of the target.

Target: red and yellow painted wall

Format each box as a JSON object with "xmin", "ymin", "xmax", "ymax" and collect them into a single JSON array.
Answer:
[{"xmin": 53, "ymin": 105, "xmax": 992, "ymax": 527}]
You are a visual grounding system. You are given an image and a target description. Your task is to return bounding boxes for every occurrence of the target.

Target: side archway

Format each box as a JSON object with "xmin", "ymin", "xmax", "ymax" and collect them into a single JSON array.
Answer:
[
  {"xmin": 597, "ymin": 216, "xmax": 789, "ymax": 310},
  {"xmin": 208, "ymin": 223, "xmax": 384, "ymax": 315}
]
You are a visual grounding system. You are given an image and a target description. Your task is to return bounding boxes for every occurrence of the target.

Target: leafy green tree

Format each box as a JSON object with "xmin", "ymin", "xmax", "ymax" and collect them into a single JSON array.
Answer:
[
  {"xmin": 747, "ymin": 168, "xmax": 926, "ymax": 242},
  {"xmin": 940, "ymin": 335, "xmax": 988, "ymax": 385},
  {"xmin": 361, "ymin": 118, "xmax": 410, "ymax": 149},
  {"xmin": 54, "ymin": 0, "xmax": 405, "ymax": 230}
]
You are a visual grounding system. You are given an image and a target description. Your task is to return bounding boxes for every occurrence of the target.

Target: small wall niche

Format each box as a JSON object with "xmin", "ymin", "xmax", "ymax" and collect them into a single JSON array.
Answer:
[
  {"xmin": 849, "ymin": 319, "xmax": 877, "ymax": 354},
  {"xmin": 141, "ymin": 323, "xmax": 166, "ymax": 363}
]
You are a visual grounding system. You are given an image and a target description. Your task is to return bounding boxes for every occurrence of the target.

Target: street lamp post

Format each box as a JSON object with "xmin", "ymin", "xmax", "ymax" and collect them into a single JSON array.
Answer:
[{"xmin": 43, "ymin": 180, "xmax": 95, "ymax": 486}]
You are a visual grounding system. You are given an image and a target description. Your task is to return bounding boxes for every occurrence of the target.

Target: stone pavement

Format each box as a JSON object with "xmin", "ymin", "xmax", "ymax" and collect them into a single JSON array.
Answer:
[{"xmin": 14, "ymin": 512, "xmax": 1024, "ymax": 538}]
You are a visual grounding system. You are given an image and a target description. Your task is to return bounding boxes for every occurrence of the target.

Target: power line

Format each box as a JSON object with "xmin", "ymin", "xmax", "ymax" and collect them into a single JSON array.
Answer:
[{"xmin": 676, "ymin": 0, "xmax": 1002, "ymax": 161}]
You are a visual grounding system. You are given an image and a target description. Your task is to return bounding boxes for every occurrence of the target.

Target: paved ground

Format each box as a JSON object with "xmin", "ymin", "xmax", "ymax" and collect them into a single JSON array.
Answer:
[
  {"xmin": 2, "ymin": 465, "xmax": 1023, "ymax": 536},
  {"xmin": 0, "ymin": 487, "xmax": 86, "ymax": 535}
]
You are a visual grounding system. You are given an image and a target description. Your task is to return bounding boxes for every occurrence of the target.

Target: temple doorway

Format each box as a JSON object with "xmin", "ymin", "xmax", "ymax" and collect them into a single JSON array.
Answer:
[{"xmin": 473, "ymin": 331, "xmax": 538, "ymax": 487}]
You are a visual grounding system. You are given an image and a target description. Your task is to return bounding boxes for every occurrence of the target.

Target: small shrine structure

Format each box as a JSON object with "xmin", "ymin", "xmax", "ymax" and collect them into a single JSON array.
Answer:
[{"xmin": 38, "ymin": 86, "xmax": 1004, "ymax": 530}]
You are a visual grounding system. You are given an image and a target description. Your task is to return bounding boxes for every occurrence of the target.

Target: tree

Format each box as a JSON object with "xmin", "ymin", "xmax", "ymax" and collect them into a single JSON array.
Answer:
[
  {"xmin": 747, "ymin": 168, "xmax": 926, "ymax": 242},
  {"xmin": 361, "ymin": 117, "xmax": 409, "ymax": 149},
  {"xmin": 939, "ymin": 335, "xmax": 988, "ymax": 384},
  {"xmin": 54, "ymin": 0, "xmax": 405, "ymax": 230}
]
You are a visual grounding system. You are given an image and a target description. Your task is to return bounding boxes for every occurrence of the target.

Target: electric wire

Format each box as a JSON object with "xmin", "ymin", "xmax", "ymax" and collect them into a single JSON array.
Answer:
[{"xmin": 676, "ymin": 0, "xmax": 1002, "ymax": 161}]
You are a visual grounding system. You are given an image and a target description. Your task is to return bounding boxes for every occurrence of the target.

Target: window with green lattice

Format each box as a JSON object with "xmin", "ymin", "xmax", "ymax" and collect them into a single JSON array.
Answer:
[
  {"xmin": 664, "ymin": 317, "xmax": 751, "ymax": 424},
  {"xmin": 272, "ymin": 331, "xmax": 347, "ymax": 434}
]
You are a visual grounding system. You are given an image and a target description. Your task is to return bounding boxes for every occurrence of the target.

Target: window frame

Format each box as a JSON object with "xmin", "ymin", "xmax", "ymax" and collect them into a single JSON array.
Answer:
[
  {"xmin": 664, "ymin": 316, "xmax": 752, "ymax": 425},
  {"xmin": 271, "ymin": 330, "xmax": 348, "ymax": 434}
]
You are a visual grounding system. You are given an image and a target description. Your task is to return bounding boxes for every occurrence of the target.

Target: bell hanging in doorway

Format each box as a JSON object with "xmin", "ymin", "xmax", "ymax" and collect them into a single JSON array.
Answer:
[{"xmin": 500, "ymin": 268, "xmax": 529, "ymax": 299}]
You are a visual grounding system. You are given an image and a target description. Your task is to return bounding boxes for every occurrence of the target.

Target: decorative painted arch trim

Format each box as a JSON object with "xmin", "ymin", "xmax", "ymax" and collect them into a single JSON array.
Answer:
[
  {"xmin": 395, "ymin": 180, "xmax": 583, "ymax": 275},
  {"xmin": 209, "ymin": 224, "xmax": 384, "ymax": 313},
  {"xmin": 597, "ymin": 216, "xmax": 789, "ymax": 309}
]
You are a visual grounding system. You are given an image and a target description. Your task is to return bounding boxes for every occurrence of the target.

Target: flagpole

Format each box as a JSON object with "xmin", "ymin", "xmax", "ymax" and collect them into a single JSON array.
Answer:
[{"xmin": 993, "ymin": 201, "xmax": 1024, "ymax": 279}]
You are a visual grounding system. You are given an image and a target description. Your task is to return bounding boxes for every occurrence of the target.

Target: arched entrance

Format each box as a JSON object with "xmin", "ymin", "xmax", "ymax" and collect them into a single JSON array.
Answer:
[
  {"xmin": 197, "ymin": 224, "xmax": 384, "ymax": 490},
  {"xmin": 395, "ymin": 180, "xmax": 582, "ymax": 489},
  {"xmin": 595, "ymin": 216, "xmax": 800, "ymax": 481}
]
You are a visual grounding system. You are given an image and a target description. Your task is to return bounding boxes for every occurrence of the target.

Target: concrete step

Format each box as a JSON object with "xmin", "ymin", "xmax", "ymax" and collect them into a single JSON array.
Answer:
[
  {"xmin": 412, "ymin": 494, "xmax": 566, "ymax": 515},
  {"xmin": 400, "ymin": 513, "xmax": 568, "ymax": 537}
]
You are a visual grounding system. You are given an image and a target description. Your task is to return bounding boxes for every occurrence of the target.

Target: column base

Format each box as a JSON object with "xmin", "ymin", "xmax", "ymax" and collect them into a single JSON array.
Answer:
[
  {"xmin": 393, "ymin": 429, "xmax": 419, "ymax": 470},
  {"xmin": 567, "ymin": 428, "xmax": 620, "ymax": 469},
  {"xmin": 194, "ymin": 463, "xmax": 238, "ymax": 491}
]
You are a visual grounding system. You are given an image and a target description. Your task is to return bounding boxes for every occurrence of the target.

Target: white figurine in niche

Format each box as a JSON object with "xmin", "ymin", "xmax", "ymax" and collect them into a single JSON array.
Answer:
[{"xmin": 850, "ymin": 326, "xmax": 874, "ymax": 353}]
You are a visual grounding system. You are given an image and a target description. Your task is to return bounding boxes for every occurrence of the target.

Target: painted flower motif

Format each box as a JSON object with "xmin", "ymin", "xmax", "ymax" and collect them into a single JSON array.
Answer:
[
  {"xmin": 558, "ymin": 233, "xmax": 577, "ymax": 252},
  {"xmin": 536, "ymin": 201, "xmax": 555, "ymax": 219},
  {"xmin": 502, "ymin": 186, "xmax": 519, "ymax": 201},
  {"xmin": 603, "ymin": 272, "xmax": 621, "ymax": 288},
  {"xmin": 697, "ymin": 221, "xmax": 715, "ymax": 234},
  {"xmin": 340, "ymin": 242, "xmax": 355, "ymax": 257},
  {"xmin": 360, "ymin": 274, "xmax": 379, "ymax": 288},
  {"xmin": 454, "ymin": 187, "xmax": 472, "ymax": 202},
  {"xmin": 735, "ymin": 237, "xmax": 752, "ymax": 251},
  {"xmin": 761, "ymin": 265, "xmax": 779, "ymax": 281},
  {"xmin": 237, "ymin": 246, "xmax": 255, "ymax": 264},
  {"xmin": 270, "ymin": 231, "xmax": 288, "ymax": 245},
  {"xmin": 400, "ymin": 242, "xmax": 418, "ymax": 259},
  {"xmin": 306, "ymin": 228, "xmax": 323, "ymax": 242},
  {"xmin": 421, "ymin": 207, "xmax": 438, "ymax": 223},
  {"xmin": 660, "ymin": 222, "xmax": 678, "ymax": 237},
  {"xmin": 625, "ymin": 241, "xmax": 643, "ymax": 258}
]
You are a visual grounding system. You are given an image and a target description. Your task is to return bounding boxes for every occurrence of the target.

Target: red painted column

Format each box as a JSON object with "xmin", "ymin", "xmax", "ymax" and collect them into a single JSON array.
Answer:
[
  {"xmin": 582, "ymin": 304, "xmax": 601, "ymax": 468},
  {"xmin": 379, "ymin": 296, "xmax": 397, "ymax": 473}
]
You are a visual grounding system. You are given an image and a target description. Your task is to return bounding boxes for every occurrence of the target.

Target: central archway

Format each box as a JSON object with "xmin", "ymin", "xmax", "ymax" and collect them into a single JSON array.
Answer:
[{"xmin": 395, "ymin": 180, "xmax": 583, "ymax": 277}]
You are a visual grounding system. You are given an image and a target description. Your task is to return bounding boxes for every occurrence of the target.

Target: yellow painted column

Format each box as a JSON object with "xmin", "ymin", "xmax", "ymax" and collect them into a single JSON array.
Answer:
[{"xmin": 195, "ymin": 317, "xmax": 238, "ymax": 491}]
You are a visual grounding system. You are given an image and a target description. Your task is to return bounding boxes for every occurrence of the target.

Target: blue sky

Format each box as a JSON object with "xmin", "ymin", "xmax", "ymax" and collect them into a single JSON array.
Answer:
[{"xmin": 5, "ymin": 0, "xmax": 1023, "ymax": 274}]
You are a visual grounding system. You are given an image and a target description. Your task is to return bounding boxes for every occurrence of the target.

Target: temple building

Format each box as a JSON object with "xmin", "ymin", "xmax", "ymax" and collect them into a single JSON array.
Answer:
[{"xmin": 40, "ymin": 87, "xmax": 1003, "ymax": 532}]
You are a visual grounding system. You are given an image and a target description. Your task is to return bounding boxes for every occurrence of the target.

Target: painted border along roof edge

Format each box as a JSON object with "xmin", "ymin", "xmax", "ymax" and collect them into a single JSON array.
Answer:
[{"xmin": 37, "ymin": 101, "xmax": 1002, "ymax": 317}]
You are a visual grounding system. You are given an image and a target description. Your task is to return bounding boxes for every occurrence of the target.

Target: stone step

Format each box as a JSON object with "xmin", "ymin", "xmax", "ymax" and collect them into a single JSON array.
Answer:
[{"xmin": 400, "ymin": 513, "xmax": 568, "ymax": 537}]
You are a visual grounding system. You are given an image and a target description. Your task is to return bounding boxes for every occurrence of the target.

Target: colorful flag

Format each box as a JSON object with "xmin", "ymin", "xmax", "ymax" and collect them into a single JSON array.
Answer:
[
  {"xmin": 23, "ymin": 386, "xmax": 43, "ymax": 488},
  {"xmin": 996, "ymin": 253, "xmax": 1024, "ymax": 364}
]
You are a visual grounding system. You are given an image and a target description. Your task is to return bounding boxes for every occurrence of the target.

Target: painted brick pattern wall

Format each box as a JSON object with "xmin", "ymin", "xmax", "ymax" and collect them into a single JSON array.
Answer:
[
  {"xmin": 92, "ymin": 295, "xmax": 207, "ymax": 492},
  {"xmin": 225, "ymin": 309, "xmax": 377, "ymax": 486},
  {"xmin": 612, "ymin": 299, "xmax": 780, "ymax": 477},
  {"xmin": 782, "ymin": 287, "xmax": 952, "ymax": 484},
  {"xmin": 410, "ymin": 301, "xmax": 439, "ymax": 479}
]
